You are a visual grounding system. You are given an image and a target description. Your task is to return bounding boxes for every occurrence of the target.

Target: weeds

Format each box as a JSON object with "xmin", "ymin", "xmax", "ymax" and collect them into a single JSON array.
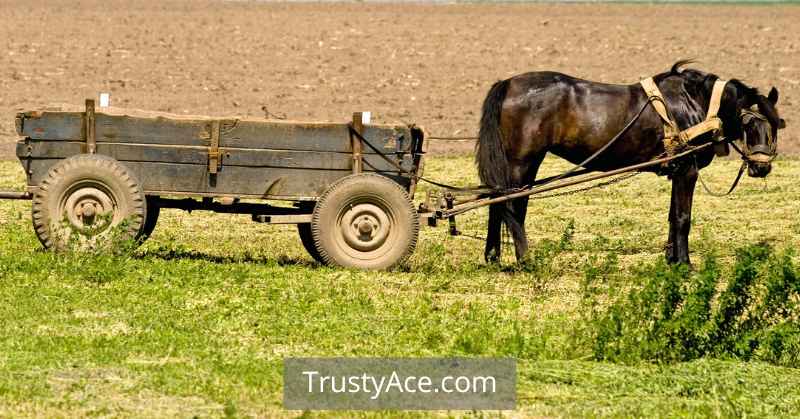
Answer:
[
  {"xmin": 513, "ymin": 219, "xmax": 575, "ymax": 276},
  {"xmin": 582, "ymin": 243, "xmax": 800, "ymax": 367}
]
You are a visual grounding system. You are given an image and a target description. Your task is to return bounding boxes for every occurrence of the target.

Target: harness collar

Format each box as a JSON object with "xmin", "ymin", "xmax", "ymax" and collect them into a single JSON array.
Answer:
[{"xmin": 640, "ymin": 77, "xmax": 727, "ymax": 155}]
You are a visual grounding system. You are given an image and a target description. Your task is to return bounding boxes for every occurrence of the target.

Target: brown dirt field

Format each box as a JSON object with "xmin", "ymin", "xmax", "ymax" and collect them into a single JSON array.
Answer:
[{"xmin": 1, "ymin": 1, "xmax": 798, "ymax": 159}]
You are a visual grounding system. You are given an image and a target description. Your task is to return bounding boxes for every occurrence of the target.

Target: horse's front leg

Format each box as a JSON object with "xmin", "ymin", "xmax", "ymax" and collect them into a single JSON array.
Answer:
[{"xmin": 666, "ymin": 164, "xmax": 699, "ymax": 265}]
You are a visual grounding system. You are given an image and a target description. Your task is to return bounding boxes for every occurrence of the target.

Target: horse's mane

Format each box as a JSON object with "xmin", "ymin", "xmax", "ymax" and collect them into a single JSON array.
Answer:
[{"xmin": 667, "ymin": 60, "xmax": 756, "ymax": 96}]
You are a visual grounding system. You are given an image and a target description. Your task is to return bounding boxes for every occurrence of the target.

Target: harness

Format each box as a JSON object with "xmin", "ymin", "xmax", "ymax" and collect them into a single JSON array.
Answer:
[
  {"xmin": 639, "ymin": 77, "xmax": 728, "ymax": 155},
  {"xmin": 739, "ymin": 109, "xmax": 777, "ymax": 163},
  {"xmin": 640, "ymin": 77, "xmax": 780, "ymax": 196}
]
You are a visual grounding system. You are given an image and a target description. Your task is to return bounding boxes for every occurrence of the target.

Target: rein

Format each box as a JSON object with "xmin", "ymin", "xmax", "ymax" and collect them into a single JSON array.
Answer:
[
  {"xmin": 348, "ymin": 77, "xmax": 773, "ymax": 201},
  {"xmin": 348, "ymin": 96, "xmax": 658, "ymax": 195}
]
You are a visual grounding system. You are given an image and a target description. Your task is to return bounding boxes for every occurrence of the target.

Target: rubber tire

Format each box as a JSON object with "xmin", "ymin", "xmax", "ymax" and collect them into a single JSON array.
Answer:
[
  {"xmin": 296, "ymin": 201, "xmax": 324, "ymax": 263},
  {"xmin": 298, "ymin": 223, "xmax": 325, "ymax": 264},
  {"xmin": 311, "ymin": 173, "xmax": 419, "ymax": 270},
  {"xmin": 137, "ymin": 195, "xmax": 160, "ymax": 243},
  {"xmin": 31, "ymin": 154, "xmax": 146, "ymax": 253}
]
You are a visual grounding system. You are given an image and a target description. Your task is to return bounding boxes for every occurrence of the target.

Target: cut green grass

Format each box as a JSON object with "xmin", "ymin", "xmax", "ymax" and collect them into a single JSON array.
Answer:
[{"xmin": 1, "ymin": 155, "xmax": 799, "ymax": 417}]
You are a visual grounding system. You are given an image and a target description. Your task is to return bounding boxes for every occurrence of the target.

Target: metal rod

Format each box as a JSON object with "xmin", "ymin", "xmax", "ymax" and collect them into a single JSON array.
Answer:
[
  {"xmin": 153, "ymin": 196, "xmax": 307, "ymax": 216},
  {"xmin": 439, "ymin": 143, "xmax": 715, "ymax": 218},
  {"xmin": 351, "ymin": 112, "xmax": 364, "ymax": 174},
  {"xmin": 530, "ymin": 167, "xmax": 592, "ymax": 187},
  {"xmin": 445, "ymin": 193, "xmax": 460, "ymax": 236},
  {"xmin": 0, "ymin": 191, "xmax": 32, "ymax": 200}
]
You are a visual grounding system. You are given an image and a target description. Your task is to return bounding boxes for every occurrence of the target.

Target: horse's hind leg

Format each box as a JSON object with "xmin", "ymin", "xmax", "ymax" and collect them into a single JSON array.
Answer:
[
  {"xmin": 485, "ymin": 204, "xmax": 503, "ymax": 262},
  {"xmin": 508, "ymin": 155, "xmax": 546, "ymax": 261},
  {"xmin": 510, "ymin": 196, "xmax": 531, "ymax": 260}
]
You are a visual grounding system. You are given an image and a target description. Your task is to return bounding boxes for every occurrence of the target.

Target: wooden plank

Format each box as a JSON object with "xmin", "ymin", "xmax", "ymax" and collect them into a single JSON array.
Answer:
[
  {"xmin": 18, "ymin": 111, "xmax": 414, "ymax": 154},
  {"xmin": 17, "ymin": 112, "xmax": 83, "ymax": 141},
  {"xmin": 97, "ymin": 113, "xmax": 209, "ymax": 147},
  {"xmin": 219, "ymin": 121, "xmax": 411, "ymax": 154},
  {"xmin": 20, "ymin": 141, "xmax": 415, "ymax": 172},
  {"xmin": 25, "ymin": 159, "xmax": 411, "ymax": 199}
]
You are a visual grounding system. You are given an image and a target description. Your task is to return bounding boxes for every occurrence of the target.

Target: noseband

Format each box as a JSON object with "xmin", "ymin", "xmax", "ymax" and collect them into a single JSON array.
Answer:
[{"xmin": 737, "ymin": 109, "xmax": 777, "ymax": 164}]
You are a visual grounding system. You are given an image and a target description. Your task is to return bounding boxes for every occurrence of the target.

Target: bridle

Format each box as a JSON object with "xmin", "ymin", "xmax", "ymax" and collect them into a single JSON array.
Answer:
[
  {"xmin": 640, "ymin": 76, "xmax": 780, "ymax": 196},
  {"xmin": 735, "ymin": 108, "xmax": 778, "ymax": 164},
  {"xmin": 640, "ymin": 77, "xmax": 778, "ymax": 165}
]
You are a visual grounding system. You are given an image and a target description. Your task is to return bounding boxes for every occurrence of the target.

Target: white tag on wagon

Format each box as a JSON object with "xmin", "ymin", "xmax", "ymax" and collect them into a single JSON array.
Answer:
[
  {"xmin": 361, "ymin": 111, "xmax": 371, "ymax": 125},
  {"xmin": 99, "ymin": 93, "xmax": 110, "ymax": 108}
]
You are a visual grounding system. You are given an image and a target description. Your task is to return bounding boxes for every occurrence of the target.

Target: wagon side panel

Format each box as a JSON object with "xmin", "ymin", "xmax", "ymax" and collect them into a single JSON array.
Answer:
[{"xmin": 17, "ymin": 111, "xmax": 420, "ymax": 199}]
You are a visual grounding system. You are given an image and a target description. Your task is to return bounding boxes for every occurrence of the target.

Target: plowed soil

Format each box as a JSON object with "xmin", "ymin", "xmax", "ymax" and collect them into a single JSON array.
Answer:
[{"xmin": 1, "ymin": 1, "xmax": 797, "ymax": 157}]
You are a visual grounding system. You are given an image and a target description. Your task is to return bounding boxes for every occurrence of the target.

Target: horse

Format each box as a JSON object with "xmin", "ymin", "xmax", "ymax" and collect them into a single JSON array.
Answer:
[{"xmin": 476, "ymin": 61, "xmax": 785, "ymax": 265}]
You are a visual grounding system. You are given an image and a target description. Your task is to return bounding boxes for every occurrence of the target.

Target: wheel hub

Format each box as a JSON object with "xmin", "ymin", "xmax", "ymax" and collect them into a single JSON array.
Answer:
[
  {"xmin": 63, "ymin": 187, "xmax": 114, "ymax": 231},
  {"xmin": 340, "ymin": 203, "xmax": 390, "ymax": 252}
]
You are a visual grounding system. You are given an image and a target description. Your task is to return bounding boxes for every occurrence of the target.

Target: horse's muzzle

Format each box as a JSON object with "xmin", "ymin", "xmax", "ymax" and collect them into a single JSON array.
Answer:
[{"xmin": 747, "ymin": 157, "xmax": 772, "ymax": 178}]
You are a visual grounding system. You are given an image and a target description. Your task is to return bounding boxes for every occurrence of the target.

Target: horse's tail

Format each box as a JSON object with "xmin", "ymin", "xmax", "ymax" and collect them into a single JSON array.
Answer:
[
  {"xmin": 476, "ymin": 78, "xmax": 511, "ymax": 189},
  {"xmin": 476, "ymin": 78, "xmax": 526, "ymax": 259}
]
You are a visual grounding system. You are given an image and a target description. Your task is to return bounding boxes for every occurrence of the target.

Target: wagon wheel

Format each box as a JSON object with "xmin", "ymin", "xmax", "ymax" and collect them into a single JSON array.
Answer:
[
  {"xmin": 298, "ymin": 223, "xmax": 324, "ymax": 264},
  {"xmin": 136, "ymin": 195, "xmax": 160, "ymax": 243},
  {"xmin": 31, "ymin": 154, "xmax": 146, "ymax": 253},
  {"xmin": 311, "ymin": 173, "xmax": 419, "ymax": 270},
  {"xmin": 296, "ymin": 202, "xmax": 325, "ymax": 263}
]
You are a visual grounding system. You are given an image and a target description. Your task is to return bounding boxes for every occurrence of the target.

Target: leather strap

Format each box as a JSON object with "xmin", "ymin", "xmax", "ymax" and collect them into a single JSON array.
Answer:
[
  {"xmin": 707, "ymin": 79, "xmax": 727, "ymax": 120},
  {"xmin": 680, "ymin": 118, "xmax": 722, "ymax": 143},
  {"xmin": 640, "ymin": 77, "xmax": 678, "ymax": 137},
  {"xmin": 640, "ymin": 77, "xmax": 728, "ymax": 155}
]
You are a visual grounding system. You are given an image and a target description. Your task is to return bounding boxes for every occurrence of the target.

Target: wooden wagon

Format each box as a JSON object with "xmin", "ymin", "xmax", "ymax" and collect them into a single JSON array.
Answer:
[{"xmin": 6, "ymin": 100, "xmax": 425, "ymax": 269}]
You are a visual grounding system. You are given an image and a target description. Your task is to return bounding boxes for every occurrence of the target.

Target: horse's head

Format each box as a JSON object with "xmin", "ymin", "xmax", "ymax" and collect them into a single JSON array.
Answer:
[
  {"xmin": 738, "ymin": 87, "xmax": 785, "ymax": 178},
  {"xmin": 668, "ymin": 62, "xmax": 786, "ymax": 178}
]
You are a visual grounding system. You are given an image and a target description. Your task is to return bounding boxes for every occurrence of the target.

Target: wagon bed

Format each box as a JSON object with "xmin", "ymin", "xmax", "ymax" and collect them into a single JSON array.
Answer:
[
  {"xmin": 8, "ymin": 100, "xmax": 426, "ymax": 270},
  {"xmin": 15, "ymin": 104, "xmax": 425, "ymax": 200}
]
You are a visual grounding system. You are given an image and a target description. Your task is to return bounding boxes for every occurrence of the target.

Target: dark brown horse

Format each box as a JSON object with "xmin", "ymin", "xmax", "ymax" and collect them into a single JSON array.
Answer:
[{"xmin": 476, "ymin": 61, "xmax": 785, "ymax": 265}]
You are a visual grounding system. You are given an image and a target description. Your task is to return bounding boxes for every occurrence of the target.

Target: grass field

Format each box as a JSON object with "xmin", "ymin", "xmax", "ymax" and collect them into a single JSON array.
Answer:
[{"xmin": 1, "ymin": 155, "xmax": 799, "ymax": 417}]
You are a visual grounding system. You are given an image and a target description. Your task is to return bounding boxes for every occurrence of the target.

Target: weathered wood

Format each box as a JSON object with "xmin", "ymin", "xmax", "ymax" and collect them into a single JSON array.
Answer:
[
  {"xmin": 20, "ymin": 141, "xmax": 415, "ymax": 172},
  {"xmin": 407, "ymin": 126, "xmax": 426, "ymax": 197},
  {"xmin": 209, "ymin": 120, "xmax": 221, "ymax": 174},
  {"xmin": 25, "ymin": 159, "xmax": 411, "ymax": 199},
  {"xmin": 15, "ymin": 106, "xmax": 424, "ymax": 201},
  {"xmin": 17, "ymin": 111, "xmax": 412, "ymax": 154}
]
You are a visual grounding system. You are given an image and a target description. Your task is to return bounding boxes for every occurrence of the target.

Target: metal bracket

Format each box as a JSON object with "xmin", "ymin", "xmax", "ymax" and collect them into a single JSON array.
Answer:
[
  {"xmin": 422, "ymin": 190, "xmax": 437, "ymax": 227},
  {"xmin": 208, "ymin": 120, "xmax": 221, "ymax": 174},
  {"xmin": 351, "ymin": 112, "xmax": 364, "ymax": 174},
  {"xmin": 84, "ymin": 99, "xmax": 96, "ymax": 154},
  {"xmin": 14, "ymin": 113, "xmax": 24, "ymax": 136},
  {"xmin": 445, "ymin": 193, "xmax": 460, "ymax": 236}
]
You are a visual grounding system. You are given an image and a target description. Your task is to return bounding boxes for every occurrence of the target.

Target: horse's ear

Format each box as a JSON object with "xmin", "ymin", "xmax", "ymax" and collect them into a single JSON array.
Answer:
[
  {"xmin": 768, "ymin": 87, "xmax": 779, "ymax": 105},
  {"xmin": 779, "ymin": 118, "xmax": 786, "ymax": 130}
]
